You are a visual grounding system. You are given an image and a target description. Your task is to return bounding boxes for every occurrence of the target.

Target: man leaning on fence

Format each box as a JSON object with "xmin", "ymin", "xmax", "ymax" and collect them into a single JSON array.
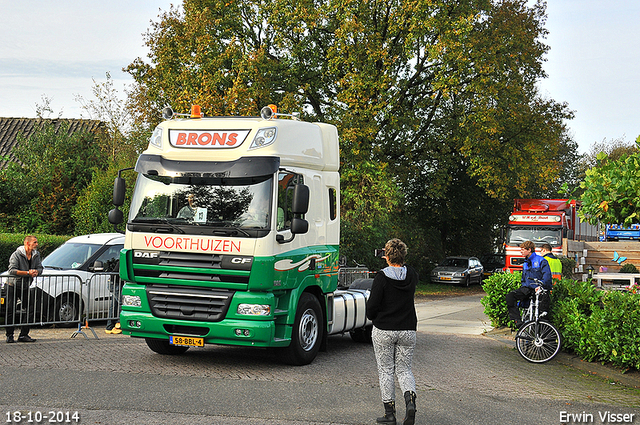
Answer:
[{"xmin": 5, "ymin": 235, "xmax": 43, "ymax": 343}]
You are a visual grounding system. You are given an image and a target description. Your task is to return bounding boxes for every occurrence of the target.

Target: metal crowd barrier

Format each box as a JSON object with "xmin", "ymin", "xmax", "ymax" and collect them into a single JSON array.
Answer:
[
  {"xmin": 338, "ymin": 267, "xmax": 375, "ymax": 288},
  {"xmin": 0, "ymin": 272, "xmax": 122, "ymax": 339}
]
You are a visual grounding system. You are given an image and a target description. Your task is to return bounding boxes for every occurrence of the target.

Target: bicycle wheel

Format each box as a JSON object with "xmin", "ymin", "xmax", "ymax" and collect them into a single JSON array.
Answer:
[{"xmin": 516, "ymin": 321, "xmax": 561, "ymax": 363}]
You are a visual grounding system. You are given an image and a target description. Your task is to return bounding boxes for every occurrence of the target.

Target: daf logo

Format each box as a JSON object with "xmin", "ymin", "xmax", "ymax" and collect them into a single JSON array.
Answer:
[
  {"xmin": 134, "ymin": 251, "xmax": 159, "ymax": 259},
  {"xmin": 231, "ymin": 257, "xmax": 252, "ymax": 264}
]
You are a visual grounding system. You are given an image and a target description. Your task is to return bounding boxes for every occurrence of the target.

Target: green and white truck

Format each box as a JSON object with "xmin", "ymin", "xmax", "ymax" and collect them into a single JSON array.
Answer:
[{"xmin": 108, "ymin": 105, "xmax": 371, "ymax": 365}]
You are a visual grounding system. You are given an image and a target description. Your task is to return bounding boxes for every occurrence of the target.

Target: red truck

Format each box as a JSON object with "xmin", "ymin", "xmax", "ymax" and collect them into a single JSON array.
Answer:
[{"xmin": 504, "ymin": 199, "xmax": 599, "ymax": 271}]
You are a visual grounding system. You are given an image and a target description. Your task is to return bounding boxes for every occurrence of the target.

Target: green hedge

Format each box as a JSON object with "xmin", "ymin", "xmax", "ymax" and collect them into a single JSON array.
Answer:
[
  {"xmin": 480, "ymin": 271, "xmax": 521, "ymax": 328},
  {"xmin": 0, "ymin": 233, "xmax": 70, "ymax": 271},
  {"xmin": 552, "ymin": 279, "xmax": 640, "ymax": 370},
  {"xmin": 482, "ymin": 273, "xmax": 640, "ymax": 371}
]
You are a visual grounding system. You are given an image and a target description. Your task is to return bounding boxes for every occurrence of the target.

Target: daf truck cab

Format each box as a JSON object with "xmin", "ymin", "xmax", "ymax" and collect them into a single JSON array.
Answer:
[{"xmin": 109, "ymin": 105, "xmax": 369, "ymax": 365}]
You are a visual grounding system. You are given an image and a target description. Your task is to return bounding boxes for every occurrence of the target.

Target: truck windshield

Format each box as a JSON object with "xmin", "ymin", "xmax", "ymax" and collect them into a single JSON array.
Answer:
[
  {"xmin": 506, "ymin": 226, "xmax": 561, "ymax": 247},
  {"xmin": 129, "ymin": 174, "xmax": 273, "ymax": 230}
]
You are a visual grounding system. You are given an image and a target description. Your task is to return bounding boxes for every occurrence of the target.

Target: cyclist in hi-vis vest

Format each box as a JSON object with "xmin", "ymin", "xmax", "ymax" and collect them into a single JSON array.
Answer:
[{"xmin": 540, "ymin": 243, "xmax": 562, "ymax": 282}]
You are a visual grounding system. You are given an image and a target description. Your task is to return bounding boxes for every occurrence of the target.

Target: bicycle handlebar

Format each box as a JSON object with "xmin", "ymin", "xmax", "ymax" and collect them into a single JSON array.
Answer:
[{"xmin": 529, "ymin": 278, "xmax": 548, "ymax": 295}]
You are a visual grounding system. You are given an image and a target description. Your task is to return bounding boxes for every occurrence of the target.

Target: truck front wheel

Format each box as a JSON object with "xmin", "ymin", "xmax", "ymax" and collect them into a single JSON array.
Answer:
[
  {"xmin": 283, "ymin": 292, "xmax": 323, "ymax": 366},
  {"xmin": 145, "ymin": 338, "xmax": 189, "ymax": 355}
]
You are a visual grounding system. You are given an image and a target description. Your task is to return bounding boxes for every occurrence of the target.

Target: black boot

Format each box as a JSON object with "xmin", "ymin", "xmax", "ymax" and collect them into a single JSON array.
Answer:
[
  {"xmin": 377, "ymin": 401, "xmax": 396, "ymax": 424},
  {"xmin": 403, "ymin": 391, "xmax": 416, "ymax": 425}
]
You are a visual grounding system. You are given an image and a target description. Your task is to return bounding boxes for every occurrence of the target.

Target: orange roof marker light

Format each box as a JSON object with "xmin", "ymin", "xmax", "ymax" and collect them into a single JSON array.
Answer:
[{"xmin": 191, "ymin": 105, "xmax": 203, "ymax": 119}]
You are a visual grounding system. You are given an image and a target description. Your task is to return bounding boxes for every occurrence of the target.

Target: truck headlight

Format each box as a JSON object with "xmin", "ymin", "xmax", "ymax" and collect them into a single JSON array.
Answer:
[
  {"xmin": 237, "ymin": 303, "xmax": 271, "ymax": 316},
  {"xmin": 249, "ymin": 127, "xmax": 277, "ymax": 149},
  {"xmin": 123, "ymin": 295, "xmax": 142, "ymax": 307},
  {"xmin": 149, "ymin": 126, "xmax": 163, "ymax": 149}
]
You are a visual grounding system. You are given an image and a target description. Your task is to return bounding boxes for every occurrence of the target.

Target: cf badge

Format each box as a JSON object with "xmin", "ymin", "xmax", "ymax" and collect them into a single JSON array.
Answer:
[{"xmin": 225, "ymin": 256, "xmax": 253, "ymax": 270}]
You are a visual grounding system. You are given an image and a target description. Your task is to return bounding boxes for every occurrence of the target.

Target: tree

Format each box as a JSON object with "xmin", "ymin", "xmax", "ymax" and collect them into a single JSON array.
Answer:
[
  {"xmin": 0, "ymin": 122, "xmax": 106, "ymax": 234},
  {"xmin": 72, "ymin": 75, "xmax": 147, "ymax": 235},
  {"xmin": 340, "ymin": 160, "xmax": 403, "ymax": 268},
  {"xmin": 125, "ymin": 0, "xmax": 576, "ymax": 261},
  {"xmin": 578, "ymin": 136, "xmax": 640, "ymax": 226},
  {"xmin": 581, "ymin": 136, "xmax": 638, "ymax": 169},
  {"xmin": 75, "ymin": 72, "xmax": 144, "ymax": 161}
]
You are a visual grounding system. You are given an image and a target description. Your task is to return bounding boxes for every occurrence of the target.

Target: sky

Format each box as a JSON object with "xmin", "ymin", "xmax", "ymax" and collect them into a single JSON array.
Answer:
[{"xmin": 0, "ymin": 1, "xmax": 638, "ymax": 154}]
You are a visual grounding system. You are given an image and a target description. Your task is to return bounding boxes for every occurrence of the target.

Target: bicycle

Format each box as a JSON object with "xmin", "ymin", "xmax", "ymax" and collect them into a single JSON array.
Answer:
[{"xmin": 514, "ymin": 283, "xmax": 561, "ymax": 363}]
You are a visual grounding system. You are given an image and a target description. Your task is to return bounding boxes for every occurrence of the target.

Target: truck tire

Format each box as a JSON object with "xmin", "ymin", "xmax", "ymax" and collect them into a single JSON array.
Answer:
[
  {"xmin": 145, "ymin": 338, "xmax": 190, "ymax": 355},
  {"xmin": 283, "ymin": 292, "xmax": 323, "ymax": 366},
  {"xmin": 350, "ymin": 325, "xmax": 373, "ymax": 343}
]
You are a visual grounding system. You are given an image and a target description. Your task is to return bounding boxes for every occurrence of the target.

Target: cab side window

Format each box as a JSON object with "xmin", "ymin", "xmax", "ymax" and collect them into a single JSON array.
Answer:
[
  {"xmin": 277, "ymin": 171, "xmax": 304, "ymax": 231},
  {"xmin": 329, "ymin": 187, "xmax": 337, "ymax": 221},
  {"xmin": 94, "ymin": 245, "xmax": 123, "ymax": 272}
]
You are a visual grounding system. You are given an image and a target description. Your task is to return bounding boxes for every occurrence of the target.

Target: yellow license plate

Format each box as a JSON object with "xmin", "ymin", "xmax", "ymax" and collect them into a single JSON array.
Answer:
[
  {"xmin": 440, "ymin": 277, "xmax": 452, "ymax": 280},
  {"xmin": 170, "ymin": 336, "xmax": 204, "ymax": 347}
]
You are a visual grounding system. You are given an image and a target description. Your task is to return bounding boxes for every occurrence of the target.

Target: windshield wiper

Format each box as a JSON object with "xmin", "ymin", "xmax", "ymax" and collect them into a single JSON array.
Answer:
[
  {"xmin": 214, "ymin": 227, "xmax": 251, "ymax": 237},
  {"xmin": 133, "ymin": 218, "xmax": 186, "ymax": 234}
]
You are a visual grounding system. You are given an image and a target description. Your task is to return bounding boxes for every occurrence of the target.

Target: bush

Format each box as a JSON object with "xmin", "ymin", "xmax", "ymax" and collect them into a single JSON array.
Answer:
[
  {"xmin": 551, "ymin": 279, "xmax": 602, "ymax": 359},
  {"xmin": 480, "ymin": 271, "xmax": 521, "ymax": 328},
  {"xmin": 483, "ymin": 274, "xmax": 640, "ymax": 370},
  {"xmin": 73, "ymin": 163, "xmax": 135, "ymax": 235},
  {"xmin": 0, "ymin": 233, "xmax": 70, "ymax": 271},
  {"xmin": 559, "ymin": 256, "xmax": 576, "ymax": 279},
  {"xmin": 619, "ymin": 263, "xmax": 639, "ymax": 273},
  {"xmin": 593, "ymin": 291, "xmax": 640, "ymax": 370},
  {"xmin": 552, "ymin": 278, "xmax": 640, "ymax": 371},
  {"xmin": 0, "ymin": 122, "xmax": 106, "ymax": 235}
]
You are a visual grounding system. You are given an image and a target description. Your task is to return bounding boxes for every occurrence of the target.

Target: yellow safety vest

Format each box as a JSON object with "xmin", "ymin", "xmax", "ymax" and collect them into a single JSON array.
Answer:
[{"xmin": 544, "ymin": 254, "xmax": 562, "ymax": 281}]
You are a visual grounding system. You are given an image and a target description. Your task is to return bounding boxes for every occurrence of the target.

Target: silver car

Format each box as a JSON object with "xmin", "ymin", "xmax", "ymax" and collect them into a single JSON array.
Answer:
[
  {"xmin": 36, "ymin": 233, "xmax": 124, "ymax": 323},
  {"xmin": 430, "ymin": 256, "xmax": 484, "ymax": 286}
]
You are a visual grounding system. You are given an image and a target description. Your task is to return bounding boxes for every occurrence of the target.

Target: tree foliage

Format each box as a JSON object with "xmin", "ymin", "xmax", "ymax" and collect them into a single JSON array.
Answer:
[
  {"xmin": 0, "ymin": 122, "xmax": 106, "ymax": 234},
  {"xmin": 577, "ymin": 136, "xmax": 640, "ymax": 226},
  {"xmin": 0, "ymin": 76, "xmax": 145, "ymax": 237},
  {"xmin": 72, "ymin": 75, "xmax": 147, "ymax": 235},
  {"xmin": 75, "ymin": 72, "xmax": 142, "ymax": 161},
  {"xmin": 124, "ymin": 0, "xmax": 576, "ymax": 264}
]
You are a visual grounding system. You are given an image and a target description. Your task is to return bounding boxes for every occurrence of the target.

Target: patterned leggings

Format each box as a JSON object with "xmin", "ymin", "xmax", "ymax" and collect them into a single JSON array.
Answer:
[{"xmin": 372, "ymin": 326, "xmax": 417, "ymax": 403}]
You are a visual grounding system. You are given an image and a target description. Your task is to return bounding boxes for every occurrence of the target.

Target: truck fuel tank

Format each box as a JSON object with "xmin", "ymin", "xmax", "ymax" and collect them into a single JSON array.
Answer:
[{"xmin": 327, "ymin": 287, "xmax": 372, "ymax": 335}]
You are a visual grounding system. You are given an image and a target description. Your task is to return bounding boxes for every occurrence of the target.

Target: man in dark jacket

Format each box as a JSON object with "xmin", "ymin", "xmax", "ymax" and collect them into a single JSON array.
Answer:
[
  {"xmin": 505, "ymin": 240, "xmax": 551, "ymax": 328},
  {"xmin": 5, "ymin": 235, "xmax": 43, "ymax": 343}
]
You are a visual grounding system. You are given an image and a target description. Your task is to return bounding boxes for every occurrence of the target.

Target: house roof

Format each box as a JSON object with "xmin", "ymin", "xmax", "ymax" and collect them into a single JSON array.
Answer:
[{"xmin": 0, "ymin": 118, "xmax": 105, "ymax": 168}]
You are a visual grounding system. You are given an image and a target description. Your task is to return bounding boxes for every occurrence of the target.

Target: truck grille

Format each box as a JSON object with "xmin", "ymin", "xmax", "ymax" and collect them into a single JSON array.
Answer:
[
  {"xmin": 147, "ymin": 284, "xmax": 234, "ymax": 322},
  {"xmin": 132, "ymin": 251, "xmax": 252, "ymax": 287}
]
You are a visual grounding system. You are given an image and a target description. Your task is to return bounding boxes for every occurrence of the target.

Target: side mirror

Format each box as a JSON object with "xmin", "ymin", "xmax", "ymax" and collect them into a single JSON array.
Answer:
[
  {"xmin": 113, "ymin": 176, "xmax": 126, "ymax": 207},
  {"xmin": 276, "ymin": 184, "xmax": 310, "ymax": 244},
  {"xmin": 108, "ymin": 208, "xmax": 123, "ymax": 225},
  {"xmin": 292, "ymin": 184, "xmax": 309, "ymax": 214},
  {"xmin": 90, "ymin": 260, "xmax": 104, "ymax": 272},
  {"xmin": 291, "ymin": 217, "xmax": 309, "ymax": 235}
]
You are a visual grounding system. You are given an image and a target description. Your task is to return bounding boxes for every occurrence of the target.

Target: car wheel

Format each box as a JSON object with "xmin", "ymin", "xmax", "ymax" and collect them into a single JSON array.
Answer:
[
  {"xmin": 145, "ymin": 338, "xmax": 190, "ymax": 355},
  {"xmin": 54, "ymin": 293, "xmax": 80, "ymax": 326},
  {"xmin": 464, "ymin": 276, "xmax": 471, "ymax": 287}
]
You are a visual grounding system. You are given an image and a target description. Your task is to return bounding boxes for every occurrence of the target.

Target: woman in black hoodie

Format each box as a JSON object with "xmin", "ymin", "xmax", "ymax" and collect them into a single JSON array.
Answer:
[{"xmin": 366, "ymin": 238, "xmax": 418, "ymax": 425}]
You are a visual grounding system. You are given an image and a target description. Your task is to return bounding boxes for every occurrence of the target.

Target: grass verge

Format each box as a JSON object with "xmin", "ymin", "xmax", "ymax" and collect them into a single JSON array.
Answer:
[{"xmin": 416, "ymin": 281, "xmax": 486, "ymax": 298}]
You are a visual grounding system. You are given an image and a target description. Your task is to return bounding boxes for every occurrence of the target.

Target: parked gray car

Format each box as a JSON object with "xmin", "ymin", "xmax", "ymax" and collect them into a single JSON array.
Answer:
[{"xmin": 430, "ymin": 256, "xmax": 484, "ymax": 286}]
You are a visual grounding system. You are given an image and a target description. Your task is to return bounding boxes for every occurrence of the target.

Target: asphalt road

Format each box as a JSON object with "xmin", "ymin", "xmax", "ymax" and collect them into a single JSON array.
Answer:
[{"xmin": 0, "ymin": 294, "xmax": 638, "ymax": 425}]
